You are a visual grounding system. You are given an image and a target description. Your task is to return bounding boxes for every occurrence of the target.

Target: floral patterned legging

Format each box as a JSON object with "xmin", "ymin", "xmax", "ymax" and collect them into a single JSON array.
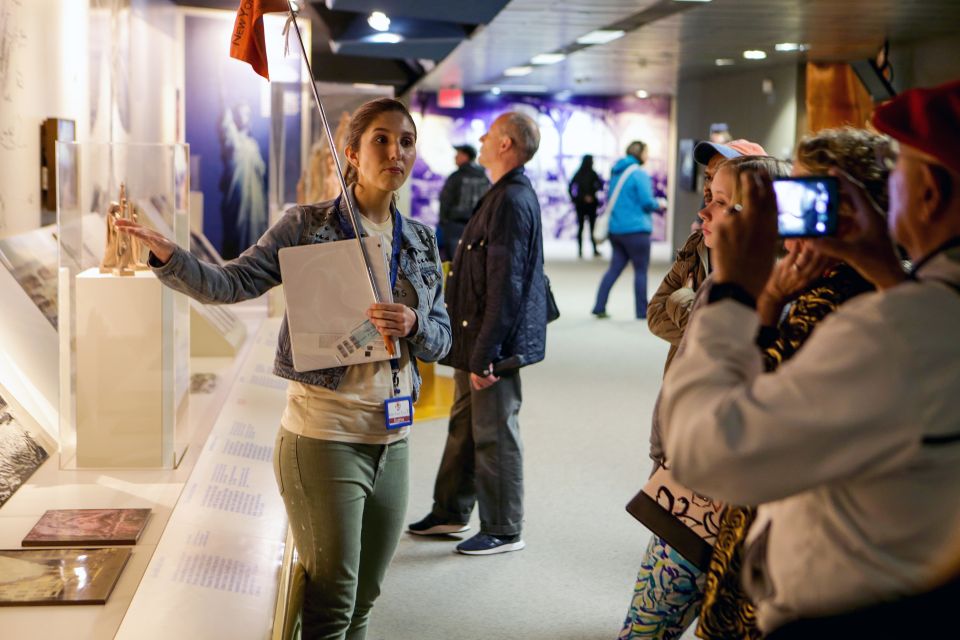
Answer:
[{"xmin": 618, "ymin": 534, "xmax": 707, "ymax": 640}]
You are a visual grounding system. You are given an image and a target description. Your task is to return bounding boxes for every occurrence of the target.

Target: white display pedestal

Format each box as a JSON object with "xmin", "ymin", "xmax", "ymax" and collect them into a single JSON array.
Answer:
[{"xmin": 74, "ymin": 269, "xmax": 187, "ymax": 467}]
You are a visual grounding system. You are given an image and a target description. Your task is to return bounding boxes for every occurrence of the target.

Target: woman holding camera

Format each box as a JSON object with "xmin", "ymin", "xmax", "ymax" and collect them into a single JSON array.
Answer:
[{"xmin": 696, "ymin": 127, "xmax": 890, "ymax": 640}]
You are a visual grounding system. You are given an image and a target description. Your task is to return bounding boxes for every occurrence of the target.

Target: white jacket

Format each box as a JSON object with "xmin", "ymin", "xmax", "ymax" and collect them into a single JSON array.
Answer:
[{"xmin": 661, "ymin": 247, "xmax": 960, "ymax": 631}]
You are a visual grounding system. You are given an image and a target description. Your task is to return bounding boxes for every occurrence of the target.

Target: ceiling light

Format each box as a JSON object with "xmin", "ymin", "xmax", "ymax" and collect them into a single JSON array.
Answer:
[
  {"xmin": 531, "ymin": 53, "xmax": 566, "ymax": 65},
  {"xmin": 367, "ymin": 11, "xmax": 391, "ymax": 32},
  {"xmin": 715, "ymin": 58, "xmax": 735, "ymax": 66},
  {"xmin": 504, "ymin": 66, "xmax": 534, "ymax": 77},
  {"xmin": 775, "ymin": 42, "xmax": 799, "ymax": 52},
  {"xmin": 635, "ymin": 89, "xmax": 649, "ymax": 99},
  {"xmin": 491, "ymin": 87, "xmax": 502, "ymax": 95},
  {"xmin": 352, "ymin": 83, "xmax": 381, "ymax": 90},
  {"xmin": 743, "ymin": 50, "xmax": 767, "ymax": 60},
  {"xmin": 368, "ymin": 33, "xmax": 403, "ymax": 44},
  {"xmin": 576, "ymin": 30, "xmax": 625, "ymax": 45},
  {"xmin": 497, "ymin": 84, "xmax": 548, "ymax": 93}
]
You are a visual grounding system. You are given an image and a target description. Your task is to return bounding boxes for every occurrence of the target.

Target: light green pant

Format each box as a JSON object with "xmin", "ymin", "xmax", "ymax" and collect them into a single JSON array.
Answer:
[{"xmin": 274, "ymin": 428, "xmax": 409, "ymax": 640}]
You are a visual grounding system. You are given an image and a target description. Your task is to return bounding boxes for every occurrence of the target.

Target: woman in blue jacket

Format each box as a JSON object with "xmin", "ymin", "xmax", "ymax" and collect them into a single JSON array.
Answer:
[{"xmin": 592, "ymin": 140, "xmax": 662, "ymax": 319}]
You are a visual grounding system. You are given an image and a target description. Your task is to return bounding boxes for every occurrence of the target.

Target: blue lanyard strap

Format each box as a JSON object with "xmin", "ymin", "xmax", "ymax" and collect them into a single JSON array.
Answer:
[
  {"xmin": 335, "ymin": 196, "xmax": 405, "ymax": 396},
  {"xmin": 334, "ymin": 195, "xmax": 404, "ymax": 292}
]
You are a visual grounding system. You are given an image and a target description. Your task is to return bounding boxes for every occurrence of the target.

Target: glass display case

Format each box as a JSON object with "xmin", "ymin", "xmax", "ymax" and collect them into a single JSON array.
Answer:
[{"xmin": 57, "ymin": 142, "xmax": 190, "ymax": 468}]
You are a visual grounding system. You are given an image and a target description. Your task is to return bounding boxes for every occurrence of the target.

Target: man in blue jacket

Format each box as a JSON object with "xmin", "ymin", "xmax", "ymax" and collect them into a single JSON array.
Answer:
[
  {"xmin": 408, "ymin": 112, "xmax": 547, "ymax": 555},
  {"xmin": 592, "ymin": 140, "xmax": 663, "ymax": 319}
]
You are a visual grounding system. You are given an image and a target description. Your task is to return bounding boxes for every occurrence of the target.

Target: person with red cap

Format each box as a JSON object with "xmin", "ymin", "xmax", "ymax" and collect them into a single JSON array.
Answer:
[{"xmin": 659, "ymin": 78, "xmax": 960, "ymax": 635}]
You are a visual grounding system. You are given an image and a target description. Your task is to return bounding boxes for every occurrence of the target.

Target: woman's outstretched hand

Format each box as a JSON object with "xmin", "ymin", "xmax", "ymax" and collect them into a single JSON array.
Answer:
[
  {"xmin": 366, "ymin": 302, "xmax": 418, "ymax": 338},
  {"xmin": 113, "ymin": 219, "xmax": 177, "ymax": 265}
]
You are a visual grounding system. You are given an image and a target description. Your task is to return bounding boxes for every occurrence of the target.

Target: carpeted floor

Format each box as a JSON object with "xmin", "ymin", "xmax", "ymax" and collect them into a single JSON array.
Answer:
[{"xmin": 368, "ymin": 254, "xmax": 698, "ymax": 640}]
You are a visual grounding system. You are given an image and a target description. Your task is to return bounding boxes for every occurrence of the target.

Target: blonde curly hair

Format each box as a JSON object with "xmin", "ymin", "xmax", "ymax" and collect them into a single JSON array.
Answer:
[{"xmin": 795, "ymin": 127, "xmax": 891, "ymax": 212}]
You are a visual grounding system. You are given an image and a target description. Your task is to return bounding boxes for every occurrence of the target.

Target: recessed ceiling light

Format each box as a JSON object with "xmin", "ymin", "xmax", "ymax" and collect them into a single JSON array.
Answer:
[
  {"xmin": 504, "ymin": 66, "xmax": 534, "ymax": 77},
  {"xmin": 367, "ymin": 11, "xmax": 391, "ymax": 32},
  {"xmin": 531, "ymin": 53, "xmax": 566, "ymax": 65},
  {"xmin": 743, "ymin": 50, "xmax": 767, "ymax": 60},
  {"xmin": 775, "ymin": 42, "xmax": 800, "ymax": 52},
  {"xmin": 636, "ymin": 89, "xmax": 649, "ymax": 98},
  {"xmin": 715, "ymin": 58, "xmax": 735, "ymax": 66},
  {"xmin": 368, "ymin": 33, "xmax": 403, "ymax": 44},
  {"xmin": 576, "ymin": 30, "xmax": 625, "ymax": 45},
  {"xmin": 491, "ymin": 86, "xmax": 502, "ymax": 95}
]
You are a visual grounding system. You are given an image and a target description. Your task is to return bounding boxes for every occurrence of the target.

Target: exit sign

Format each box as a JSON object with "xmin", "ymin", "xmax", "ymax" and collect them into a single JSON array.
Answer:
[{"xmin": 438, "ymin": 88, "xmax": 464, "ymax": 108}]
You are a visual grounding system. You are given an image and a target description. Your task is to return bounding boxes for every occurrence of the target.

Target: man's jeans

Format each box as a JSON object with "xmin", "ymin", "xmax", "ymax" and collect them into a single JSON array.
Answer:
[{"xmin": 430, "ymin": 369, "xmax": 524, "ymax": 537}]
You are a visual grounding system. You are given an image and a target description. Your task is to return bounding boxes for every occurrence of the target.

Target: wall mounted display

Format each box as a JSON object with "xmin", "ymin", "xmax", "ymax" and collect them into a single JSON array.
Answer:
[
  {"xmin": 57, "ymin": 142, "xmax": 191, "ymax": 469},
  {"xmin": 184, "ymin": 12, "xmax": 304, "ymax": 259},
  {"xmin": 0, "ymin": 225, "xmax": 61, "ymax": 328},
  {"xmin": 22, "ymin": 509, "xmax": 152, "ymax": 547},
  {"xmin": 0, "ymin": 547, "xmax": 131, "ymax": 606},
  {"xmin": 0, "ymin": 391, "xmax": 49, "ymax": 508},
  {"xmin": 409, "ymin": 92, "xmax": 673, "ymax": 244}
]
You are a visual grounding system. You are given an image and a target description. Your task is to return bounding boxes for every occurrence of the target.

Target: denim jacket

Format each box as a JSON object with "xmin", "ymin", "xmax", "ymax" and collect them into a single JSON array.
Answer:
[{"xmin": 151, "ymin": 193, "xmax": 452, "ymax": 400}]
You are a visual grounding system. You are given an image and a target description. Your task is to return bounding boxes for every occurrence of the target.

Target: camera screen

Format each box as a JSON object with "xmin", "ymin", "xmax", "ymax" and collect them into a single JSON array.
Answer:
[{"xmin": 773, "ymin": 177, "xmax": 838, "ymax": 238}]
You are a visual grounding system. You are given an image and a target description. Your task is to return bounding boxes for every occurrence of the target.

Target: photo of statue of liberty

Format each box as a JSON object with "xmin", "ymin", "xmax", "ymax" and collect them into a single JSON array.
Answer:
[{"xmin": 218, "ymin": 102, "xmax": 266, "ymax": 259}]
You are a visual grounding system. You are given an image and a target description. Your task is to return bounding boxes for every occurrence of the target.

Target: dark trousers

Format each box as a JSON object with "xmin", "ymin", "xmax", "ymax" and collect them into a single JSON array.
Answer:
[
  {"xmin": 575, "ymin": 204, "xmax": 598, "ymax": 256},
  {"xmin": 592, "ymin": 231, "xmax": 652, "ymax": 319},
  {"xmin": 431, "ymin": 369, "xmax": 524, "ymax": 537}
]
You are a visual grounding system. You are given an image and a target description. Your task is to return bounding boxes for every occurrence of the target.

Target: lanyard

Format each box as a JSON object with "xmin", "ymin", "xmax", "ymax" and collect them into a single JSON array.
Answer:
[{"xmin": 335, "ymin": 196, "xmax": 405, "ymax": 397}]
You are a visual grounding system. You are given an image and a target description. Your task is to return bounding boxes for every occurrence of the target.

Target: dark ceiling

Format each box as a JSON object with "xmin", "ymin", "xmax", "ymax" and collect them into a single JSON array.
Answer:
[{"xmin": 170, "ymin": 0, "xmax": 960, "ymax": 96}]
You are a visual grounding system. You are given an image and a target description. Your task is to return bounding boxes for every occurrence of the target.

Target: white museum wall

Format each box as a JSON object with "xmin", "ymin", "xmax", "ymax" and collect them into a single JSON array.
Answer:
[
  {"xmin": 0, "ymin": 0, "xmax": 88, "ymax": 236},
  {"xmin": 670, "ymin": 62, "xmax": 800, "ymax": 250}
]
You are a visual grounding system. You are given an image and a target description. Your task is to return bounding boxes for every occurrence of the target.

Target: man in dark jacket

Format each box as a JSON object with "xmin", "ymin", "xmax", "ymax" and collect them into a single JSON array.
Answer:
[
  {"xmin": 438, "ymin": 144, "xmax": 491, "ymax": 260},
  {"xmin": 409, "ymin": 112, "xmax": 547, "ymax": 555}
]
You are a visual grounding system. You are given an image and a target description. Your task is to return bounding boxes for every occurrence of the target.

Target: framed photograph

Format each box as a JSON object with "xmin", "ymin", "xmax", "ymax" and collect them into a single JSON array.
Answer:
[
  {"xmin": 0, "ymin": 392, "xmax": 49, "ymax": 508},
  {"xmin": 0, "ymin": 547, "xmax": 131, "ymax": 606},
  {"xmin": 22, "ymin": 509, "xmax": 152, "ymax": 547}
]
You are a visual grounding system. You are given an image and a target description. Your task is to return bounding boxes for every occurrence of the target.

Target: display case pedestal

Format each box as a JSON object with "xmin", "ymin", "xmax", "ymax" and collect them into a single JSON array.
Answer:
[{"xmin": 74, "ymin": 269, "xmax": 186, "ymax": 467}]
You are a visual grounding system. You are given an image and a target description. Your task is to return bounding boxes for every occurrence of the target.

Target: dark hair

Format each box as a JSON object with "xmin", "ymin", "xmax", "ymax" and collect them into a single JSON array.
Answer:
[
  {"xmin": 343, "ymin": 98, "xmax": 417, "ymax": 186},
  {"xmin": 795, "ymin": 127, "xmax": 891, "ymax": 212},
  {"xmin": 626, "ymin": 140, "xmax": 647, "ymax": 164}
]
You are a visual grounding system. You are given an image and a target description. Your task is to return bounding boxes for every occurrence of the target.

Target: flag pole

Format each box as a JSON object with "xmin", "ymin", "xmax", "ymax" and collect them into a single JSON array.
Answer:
[{"xmin": 284, "ymin": 1, "xmax": 395, "ymax": 355}]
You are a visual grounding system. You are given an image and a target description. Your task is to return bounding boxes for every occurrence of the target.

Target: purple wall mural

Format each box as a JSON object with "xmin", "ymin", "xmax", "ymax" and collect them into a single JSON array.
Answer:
[{"xmin": 408, "ymin": 92, "xmax": 672, "ymax": 243}]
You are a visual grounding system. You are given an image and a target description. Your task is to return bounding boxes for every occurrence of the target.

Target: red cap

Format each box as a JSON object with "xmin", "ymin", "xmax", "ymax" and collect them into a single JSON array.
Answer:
[{"xmin": 872, "ymin": 79, "xmax": 960, "ymax": 175}]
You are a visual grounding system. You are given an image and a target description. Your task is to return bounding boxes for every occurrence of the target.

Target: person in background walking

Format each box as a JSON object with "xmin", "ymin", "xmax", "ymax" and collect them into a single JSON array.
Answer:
[
  {"xmin": 592, "ymin": 140, "xmax": 663, "ymax": 319},
  {"xmin": 568, "ymin": 154, "xmax": 604, "ymax": 258}
]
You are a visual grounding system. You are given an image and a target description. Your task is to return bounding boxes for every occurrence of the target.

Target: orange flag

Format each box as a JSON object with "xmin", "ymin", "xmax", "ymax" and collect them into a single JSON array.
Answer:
[{"xmin": 229, "ymin": 0, "xmax": 290, "ymax": 80}]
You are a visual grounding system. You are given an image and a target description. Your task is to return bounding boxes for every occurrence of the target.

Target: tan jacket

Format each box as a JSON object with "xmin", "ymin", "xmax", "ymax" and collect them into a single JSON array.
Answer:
[{"xmin": 647, "ymin": 230, "xmax": 710, "ymax": 373}]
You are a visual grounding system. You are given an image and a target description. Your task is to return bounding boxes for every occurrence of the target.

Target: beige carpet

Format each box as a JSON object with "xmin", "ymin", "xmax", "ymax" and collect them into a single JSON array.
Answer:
[{"xmin": 368, "ymin": 256, "xmax": 698, "ymax": 640}]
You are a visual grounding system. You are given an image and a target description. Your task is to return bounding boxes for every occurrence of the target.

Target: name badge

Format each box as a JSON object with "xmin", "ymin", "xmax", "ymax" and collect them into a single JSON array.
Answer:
[{"xmin": 384, "ymin": 396, "xmax": 413, "ymax": 430}]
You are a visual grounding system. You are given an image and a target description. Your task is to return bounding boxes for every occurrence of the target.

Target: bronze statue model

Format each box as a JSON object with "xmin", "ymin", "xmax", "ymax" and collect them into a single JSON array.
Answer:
[{"xmin": 100, "ymin": 183, "xmax": 149, "ymax": 276}]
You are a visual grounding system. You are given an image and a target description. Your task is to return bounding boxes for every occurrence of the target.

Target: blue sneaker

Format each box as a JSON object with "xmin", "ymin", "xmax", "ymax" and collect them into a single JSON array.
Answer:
[
  {"xmin": 407, "ymin": 513, "xmax": 470, "ymax": 536},
  {"xmin": 455, "ymin": 532, "xmax": 525, "ymax": 555}
]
